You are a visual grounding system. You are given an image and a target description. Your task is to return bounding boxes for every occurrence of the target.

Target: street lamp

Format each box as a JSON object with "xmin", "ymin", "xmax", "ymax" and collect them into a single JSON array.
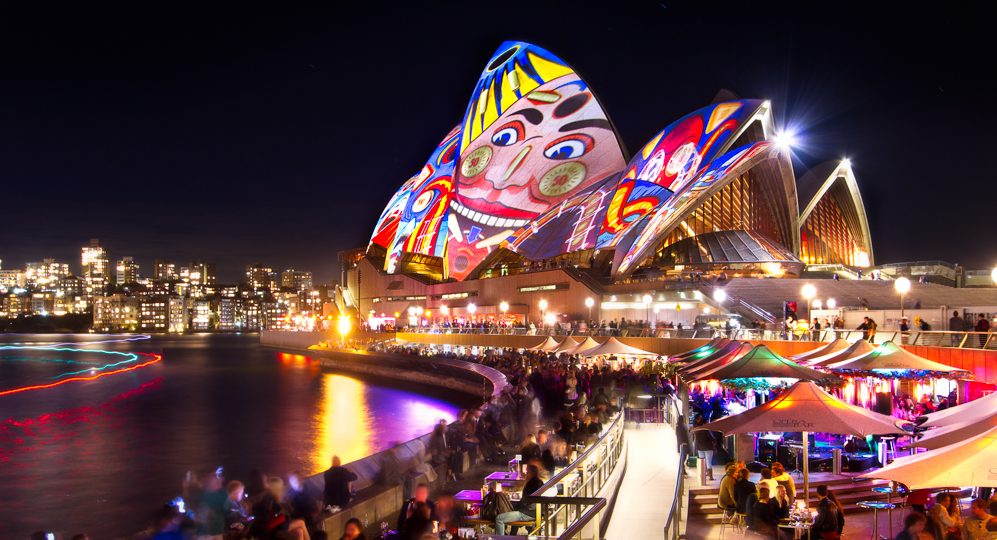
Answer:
[
  {"xmin": 642, "ymin": 294, "xmax": 653, "ymax": 325},
  {"xmin": 440, "ymin": 304, "xmax": 449, "ymax": 316},
  {"xmin": 991, "ymin": 267, "xmax": 997, "ymax": 285},
  {"xmin": 466, "ymin": 302, "xmax": 477, "ymax": 317},
  {"xmin": 585, "ymin": 297, "xmax": 595, "ymax": 321},
  {"xmin": 827, "ymin": 298, "xmax": 837, "ymax": 310},
  {"xmin": 499, "ymin": 301, "xmax": 509, "ymax": 314},
  {"xmin": 813, "ymin": 299, "xmax": 823, "ymax": 310},
  {"xmin": 713, "ymin": 289, "xmax": 727, "ymax": 304},
  {"xmin": 895, "ymin": 277, "xmax": 911, "ymax": 319},
  {"xmin": 801, "ymin": 283, "xmax": 817, "ymax": 320},
  {"xmin": 539, "ymin": 299, "xmax": 549, "ymax": 326}
]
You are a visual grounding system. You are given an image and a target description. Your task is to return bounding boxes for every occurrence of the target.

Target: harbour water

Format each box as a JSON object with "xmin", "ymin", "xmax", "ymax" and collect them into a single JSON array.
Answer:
[{"xmin": 0, "ymin": 334, "xmax": 464, "ymax": 538}]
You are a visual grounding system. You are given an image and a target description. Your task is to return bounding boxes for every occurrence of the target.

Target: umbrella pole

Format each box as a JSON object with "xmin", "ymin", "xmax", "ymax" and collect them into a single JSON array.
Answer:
[{"xmin": 803, "ymin": 431, "xmax": 810, "ymax": 508}]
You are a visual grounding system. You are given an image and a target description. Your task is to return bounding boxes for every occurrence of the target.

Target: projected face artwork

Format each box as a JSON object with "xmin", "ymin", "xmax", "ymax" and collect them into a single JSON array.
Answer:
[
  {"xmin": 384, "ymin": 126, "xmax": 460, "ymax": 273},
  {"xmin": 445, "ymin": 41, "xmax": 626, "ymax": 279}
]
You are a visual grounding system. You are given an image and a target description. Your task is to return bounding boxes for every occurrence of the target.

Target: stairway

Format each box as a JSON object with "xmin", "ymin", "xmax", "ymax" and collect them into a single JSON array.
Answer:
[{"xmin": 689, "ymin": 475, "xmax": 892, "ymax": 525}]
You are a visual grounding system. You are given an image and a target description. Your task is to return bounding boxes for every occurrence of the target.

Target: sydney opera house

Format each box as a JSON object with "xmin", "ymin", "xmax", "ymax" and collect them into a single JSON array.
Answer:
[{"xmin": 346, "ymin": 41, "xmax": 874, "ymax": 326}]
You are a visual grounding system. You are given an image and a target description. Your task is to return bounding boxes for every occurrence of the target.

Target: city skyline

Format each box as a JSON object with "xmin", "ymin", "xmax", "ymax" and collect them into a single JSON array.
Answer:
[{"xmin": 3, "ymin": 3, "xmax": 996, "ymax": 283}]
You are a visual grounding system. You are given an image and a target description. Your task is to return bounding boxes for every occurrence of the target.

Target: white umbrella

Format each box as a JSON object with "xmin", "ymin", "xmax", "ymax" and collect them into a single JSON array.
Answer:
[
  {"xmin": 920, "ymin": 391, "xmax": 997, "ymax": 428},
  {"xmin": 552, "ymin": 337, "xmax": 582, "ymax": 354},
  {"xmin": 790, "ymin": 338, "xmax": 851, "ymax": 363},
  {"xmin": 870, "ymin": 426, "xmax": 997, "ymax": 489},
  {"xmin": 828, "ymin": 341, "xmax": 967, "ymax": 376},
  {"xmin": 695, "ymin": 381, "xmax": 905, "ymax": 505},
  {"xmin": 912, "ymin": 413, "xmax": 997, "ymax": 450}
]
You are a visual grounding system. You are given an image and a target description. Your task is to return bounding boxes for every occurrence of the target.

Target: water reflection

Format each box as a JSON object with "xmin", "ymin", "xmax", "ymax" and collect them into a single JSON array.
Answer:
[{"xmin": 313, "ymin": 374, "xmax": 374, "ymax": 470}]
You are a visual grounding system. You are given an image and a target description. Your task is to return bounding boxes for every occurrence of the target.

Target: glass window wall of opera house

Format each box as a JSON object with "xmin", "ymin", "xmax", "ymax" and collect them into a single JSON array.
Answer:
[{"xmin": 344, "ymin": 41, "xmax": 885, "ymax": 328}]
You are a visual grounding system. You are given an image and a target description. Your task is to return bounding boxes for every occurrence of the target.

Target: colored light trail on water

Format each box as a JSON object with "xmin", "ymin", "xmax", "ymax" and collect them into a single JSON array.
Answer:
[{"xmin": 0, "ymin": 335, "xmax": 161, "ymax": 398}]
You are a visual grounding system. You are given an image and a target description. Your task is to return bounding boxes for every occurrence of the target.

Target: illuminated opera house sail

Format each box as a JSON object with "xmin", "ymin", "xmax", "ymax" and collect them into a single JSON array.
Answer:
[{"xmin": 365, "ymin": 41, "xmax": 873, "ymax": 285}]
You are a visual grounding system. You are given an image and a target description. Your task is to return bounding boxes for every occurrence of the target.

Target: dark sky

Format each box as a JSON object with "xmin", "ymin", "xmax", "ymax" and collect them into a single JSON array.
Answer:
[{"xmin": 2, "ymin": 2, "xmax": 995, "ymax": 283}]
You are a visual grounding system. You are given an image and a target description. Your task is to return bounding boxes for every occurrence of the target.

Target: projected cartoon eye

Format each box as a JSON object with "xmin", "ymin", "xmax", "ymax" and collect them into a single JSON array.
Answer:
[
  {"xmin": 461, "ymin": 146, "xmax": 492, "ymax": 177},
  {"xmin": 411, "ymin": 191, "xmax": 433, "ymax": 213},
  {"xmin": 538, "ymin": 162, "xmax": 587, "ymax": 197},
  {"xmin": 491, "ymin": 121, "xmax": 525, "ymax": 147},
  {"xmin": 544, "ymin": 135, "xmax": 593, "ymax": 160}
]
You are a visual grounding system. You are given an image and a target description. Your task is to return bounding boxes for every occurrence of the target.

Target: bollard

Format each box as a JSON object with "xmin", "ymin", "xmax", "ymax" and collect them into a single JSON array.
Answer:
[{"xmin": 832, "ymin": 448, "xmax": 842, "ymax": 475}]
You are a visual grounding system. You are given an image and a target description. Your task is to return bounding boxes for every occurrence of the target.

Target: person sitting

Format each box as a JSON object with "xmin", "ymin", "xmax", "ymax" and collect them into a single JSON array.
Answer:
[
  {"xmin": 749, "ymin": 486, "xmax": 777, "ymax": 537},
  {"xmin": 770, "ymin": 484, "xmax": 791, "ymax": 521},
  {"xmin": 717, "ymin": 463, "xmax": 738, "ymax": 512},
  {"xmin": 757, "ymin": 467, "xmax": 779, "ymax": 498},
  {"xmin": 323, "ymin": 456, "xmax": 357, "ymax": 509},
  {"xmin": 733, "ymin": 468, "xmax": 755, "ymax": 515},
  {"xmin": 813, "ymin": 485, "xmax": 841, "ymax": 540},
  {"xmin": 895, "ymin": 512, "xmax": 927, "ymax": 540},
  {"xmin": 495, "ymin": 464, "xmax": 543, "ymax": 535},
  {"xmin": 520, "ymin": 433, "xmax": 542, "ymax": 463},
  {"xmin": 963, "ymin": 498, "xmax": 997, "ymax": 540},
  {"xmin": 397, "ymin": 484, "xmax": 438, "ymax": 537}
]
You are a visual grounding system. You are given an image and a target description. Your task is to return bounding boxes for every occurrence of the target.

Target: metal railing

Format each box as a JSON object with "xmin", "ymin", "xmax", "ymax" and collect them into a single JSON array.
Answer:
[
  {"xmin": 664, "ymin": 443, "xmax": 689, "ymax": 540},
  {"xmin": 521, "ymin": 409, "xmax": 627, "ymax": 539},
  {"xmin": 730, "ymin": 328, "xmax": 997, "ymax": 349}
]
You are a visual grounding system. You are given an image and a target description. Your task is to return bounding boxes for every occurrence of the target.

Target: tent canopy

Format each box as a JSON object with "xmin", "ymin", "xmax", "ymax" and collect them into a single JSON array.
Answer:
[
  {"xmin": 690, "ymin": 344, "xmax": 839, "ymax": 384},
  {"xmin": 552, "ymin": 337, "xmax": 582, "ymax": 354},
  {"xmin": 806, "ymin": 339, "xmax": 877, "ymax": 367},
  {"xmin": 581, "ymin": 337, "xmax": 656, "ymax": 357},
  {"xmin": 870, "ymin": 426, "xmax": 997, "ymax": 489},
  {"xmin": 528, "ymin": 336, "xmax": 561, "ymax": 352},
  {"xmin": 829, "ymin": 342, "xmax": 967, "ymax": 377},
  {"xmin": 694, "ymin": 381, "xmax": 905, "ymax": 437},
  {"xmin": 572, "ymin": 336, "xmax": 604, "ymax": 356},
  {"xmin": 790, "ymin": 338, "xmax": 851, "ymax": 363}
]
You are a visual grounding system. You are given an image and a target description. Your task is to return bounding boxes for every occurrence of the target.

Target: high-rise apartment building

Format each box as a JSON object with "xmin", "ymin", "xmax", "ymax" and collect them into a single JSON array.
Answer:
[
  {"xmin": 116, "ymin": 256, "xmax": 140, "ymax": 284},
  {"xmin": 153, "ymin": 260, "xmax": 177, "ymax": 282},
  {"xmin": 246, "ymin": 264, "xmax": 277, "ymax": 292},
  {"xmin": 25, "ymin": 259, "xmax": 71, "ymax": 289},
  {"xmin": 81, "ymin": 239, "xmax": 110, "ymax": 298},
  {"xmin": 280, "ymin": 269, "xmax": 313, "ymax": 292}
]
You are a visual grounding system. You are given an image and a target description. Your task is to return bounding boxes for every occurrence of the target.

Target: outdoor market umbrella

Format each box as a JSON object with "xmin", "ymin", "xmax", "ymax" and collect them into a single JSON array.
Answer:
[
  {"xmin": 920, "ymin": 391, "xmax": 997, "ymax": 428},
  {"xmin": 572, "ymin": 336, "xmax": 604, "ymax": 356},
  {"xmin": 690, "ymin": 344, "xmax": 840, "ymax": 384},
  {"xmin": 870, "ymin": 426, "xmax": 997, "ymax": 489},
  {"xmin": 678, "ymin": 340, "xmax": 748, "ymax": 373},
  {"xmin": 552, "ymin": 337, "xmax": 582, "ymax": 355},
  {"xmin": 581, "ymin": 337, "xmax": 656, "ymax": 357},
  {"xmin": 828, "ymin": 341, "xmax": 968, "ymax": 377},
  {"xmin": 694, "ymin": 381, "xmax": 905, "ymax": 505},
  {"xmin": 528, "ymin": 336, "xmax": 561, "ymax": 352},
  {"xmin": 670, "ymin": 338, "xmax": 727, "ymax": 363},
  {"xmin": 912, "ymin": 411, "xmax": 997, "ymax": 450},
  {"xmin": 790, "ymin": 338, "xmax": 851, "ymax": 363},
  {"xmin": 805, "ymin": 339, "xmax": 877, "ymax": 368},
  {"xmin": 680, "ymin": 342, "xmax": 754, "ymax": 379}
]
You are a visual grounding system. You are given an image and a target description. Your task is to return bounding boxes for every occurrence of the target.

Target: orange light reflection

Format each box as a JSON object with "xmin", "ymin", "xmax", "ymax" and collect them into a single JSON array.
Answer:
[{"xmin": 310, "ymin": 373, "xmax": 373, "ymax": 472}]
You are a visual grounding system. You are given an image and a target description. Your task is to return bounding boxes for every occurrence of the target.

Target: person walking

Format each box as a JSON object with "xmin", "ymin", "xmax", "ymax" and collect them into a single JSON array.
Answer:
[{"xmin": 949, "ymin": 310, "xmax": 965, "ymax": 347}]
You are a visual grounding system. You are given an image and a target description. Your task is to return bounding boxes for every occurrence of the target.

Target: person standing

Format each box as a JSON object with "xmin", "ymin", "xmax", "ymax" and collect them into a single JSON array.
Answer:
[
  {"xmin": 323, "ymin": 456, "xmax": 357, "ymax": 509},
  {"xmin": 950, "ymin": 310, "xmax": 965, "ymax": 346},
  {"xmin": 976, "ymin": 314, "xmax": 991, "ymax": 347},
  {"xmin": 963, "ymin": 498, "xmax": 997, "ymax": 540},
  {"xmin": 693, "ymin": 416, "xmax": 716, "ymax": 481},
  {"xmin": 397, "ymin": 484, "xmax": 438, "ymax": 537}
]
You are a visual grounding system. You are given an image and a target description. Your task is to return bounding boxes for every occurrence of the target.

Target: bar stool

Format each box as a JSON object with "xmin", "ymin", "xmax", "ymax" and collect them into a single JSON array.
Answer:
[
  {"xmin": 718, "ymin": 506, "xmax": 738, "ymax": 539},
  {"xmin": 880, "ymin": 436, "xmax": 897, "ymax": 463}
]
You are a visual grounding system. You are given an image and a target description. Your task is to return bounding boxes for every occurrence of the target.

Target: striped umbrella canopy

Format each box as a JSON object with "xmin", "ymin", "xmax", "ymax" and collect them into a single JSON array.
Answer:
[
  {"xmin": 828, "ymin": 342, "xmax": 968, "ymax": 378},
  {"xmin": 690, "ymin": 344, "xmax": 839, "ymax": 384},
  {"xmin": 790, "ymin": 338, "xmax": 851, "ymax": 363},
  {"xmin": 680, "ymin": 341, "xmax": 754, "ymax": 379},
  {"xmin": 806, "ymin": 339, "xmax": 877, "ymax": 368},
  {"xmin": 670, "ymin": 337, "xmax": 727, "ymax": 363}
]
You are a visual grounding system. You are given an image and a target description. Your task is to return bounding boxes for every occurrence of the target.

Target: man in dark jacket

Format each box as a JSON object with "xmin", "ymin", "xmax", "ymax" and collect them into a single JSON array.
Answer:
[
  {"xmin": 397, "ymin": 483, "xmax": 438, "ymax": 536},
  {"xmin": 323, "ymin": 455, "xmax": 357, "ymax": 508},
  {"xmin": 813, "ymin": 485, "xmax": 840, "ymax": 538},
  {"xmin": 733, "ymin": 468, "xmax": 755, "ymax": 515}
]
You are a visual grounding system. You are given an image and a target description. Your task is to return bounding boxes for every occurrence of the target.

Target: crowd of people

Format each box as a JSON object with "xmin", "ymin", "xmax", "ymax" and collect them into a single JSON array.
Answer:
[{"xmin": 121, "ymin": 342, "xmax": 660, "ymax": 540}]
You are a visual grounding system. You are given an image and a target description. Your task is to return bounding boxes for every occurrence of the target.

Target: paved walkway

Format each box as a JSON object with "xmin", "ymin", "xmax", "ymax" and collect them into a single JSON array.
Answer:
[{"xmin": 605, "ymin": 424, "xmax": 680, "ymax": 540}]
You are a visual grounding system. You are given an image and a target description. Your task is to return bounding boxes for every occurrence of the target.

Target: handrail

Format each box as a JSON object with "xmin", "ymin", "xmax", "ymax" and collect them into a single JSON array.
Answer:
[
  {"xmin": 532, "ymin": 410, "xmax": 624, "ymax": 495},
  {"xmin": 663, "ymin": 442, "xmax": 689, "ymax": 540}
]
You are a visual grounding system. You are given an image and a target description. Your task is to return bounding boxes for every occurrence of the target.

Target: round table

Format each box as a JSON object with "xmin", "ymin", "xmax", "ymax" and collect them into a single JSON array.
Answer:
[
  {"xmin": 857, "ymin": 500, "xmax": 897, "ymax": 540},
  {"xmin": 778, "ymin": 520, "xmax": 813, "ymax": 540}
]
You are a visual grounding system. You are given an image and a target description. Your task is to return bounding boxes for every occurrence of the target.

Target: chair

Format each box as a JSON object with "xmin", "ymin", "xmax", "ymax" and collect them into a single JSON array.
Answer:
[
  {"xmin": 718, "ymin": 506, "xmax": 738, "ymax": 539},
  {"xmin": 881, "ymin": 436, "xmax": 897, "ymax": 463}
]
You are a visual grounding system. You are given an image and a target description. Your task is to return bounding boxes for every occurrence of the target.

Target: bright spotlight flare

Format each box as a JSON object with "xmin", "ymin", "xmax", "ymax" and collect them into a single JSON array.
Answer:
[{"xmin": 773, "ymin": 129, "xmax": 798, "ymax": 151}]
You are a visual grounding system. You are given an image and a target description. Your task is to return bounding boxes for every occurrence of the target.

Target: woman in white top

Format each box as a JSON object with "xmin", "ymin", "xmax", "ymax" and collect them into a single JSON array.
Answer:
[{"xmin": 757, "ymin": 467, "xmax": 779, "ymax": 498}]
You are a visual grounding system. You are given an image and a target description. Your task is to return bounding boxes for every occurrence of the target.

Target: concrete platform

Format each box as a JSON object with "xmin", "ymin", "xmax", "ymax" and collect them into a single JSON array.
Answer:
[{"xmin": 605, "ymin": 424, "xmax": 680, "ymax": 540}]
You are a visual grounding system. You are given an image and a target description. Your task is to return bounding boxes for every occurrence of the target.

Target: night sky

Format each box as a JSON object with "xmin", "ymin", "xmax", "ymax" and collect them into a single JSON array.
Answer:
[{"xmin": 2, "ymin": 2, "xmax": 995, "ymax": 283}]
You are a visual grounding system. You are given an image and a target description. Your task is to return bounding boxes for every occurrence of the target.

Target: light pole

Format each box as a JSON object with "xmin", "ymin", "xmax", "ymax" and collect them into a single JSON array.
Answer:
[
  {"xmin": 642, "ymin": 294, "xmax": 652, "ymax": 326},
  {"xmin": 895, "ymin": 277, "xmax": 911, "ymax": 319},
  {"xmin": 539, "ymin": 299, "xmax": 549, "ymax": 328},
  {"xmin": 585, "ymin": 297, "xmax": 595, "ymax": 322},
  {"xmin": 499, "ymin": 301, "xmax": 509, "ymax": 329},
  {"xmin": 813, "ymin": 299, "xmax": 823, "ymax": 310},
  {"xmin": 991, "ymin": 267, "xmax": 997, "ymax": 285},
  {"xmin": 827, "ymin": 298, "xmax": 836, "ymax": 310}
]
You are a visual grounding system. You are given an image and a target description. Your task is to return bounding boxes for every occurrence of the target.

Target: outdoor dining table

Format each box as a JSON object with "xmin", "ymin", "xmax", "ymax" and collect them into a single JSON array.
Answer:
[
  {"xmin": 778, "ymin": 520, "xmax": 813, "ymax": 540},
  {"xmin": 857, "ymin": 500, "xmax": 897, "ymax": 540},
  {"xmin": 453, "ymin": 489, "xmax": 483, "ymax": 505}
]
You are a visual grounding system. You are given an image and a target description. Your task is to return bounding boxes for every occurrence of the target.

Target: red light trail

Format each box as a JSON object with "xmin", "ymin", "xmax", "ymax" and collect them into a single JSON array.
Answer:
[{"xmin": 0, "ymin": 354, "xmax": 162, "ymax": 397}]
